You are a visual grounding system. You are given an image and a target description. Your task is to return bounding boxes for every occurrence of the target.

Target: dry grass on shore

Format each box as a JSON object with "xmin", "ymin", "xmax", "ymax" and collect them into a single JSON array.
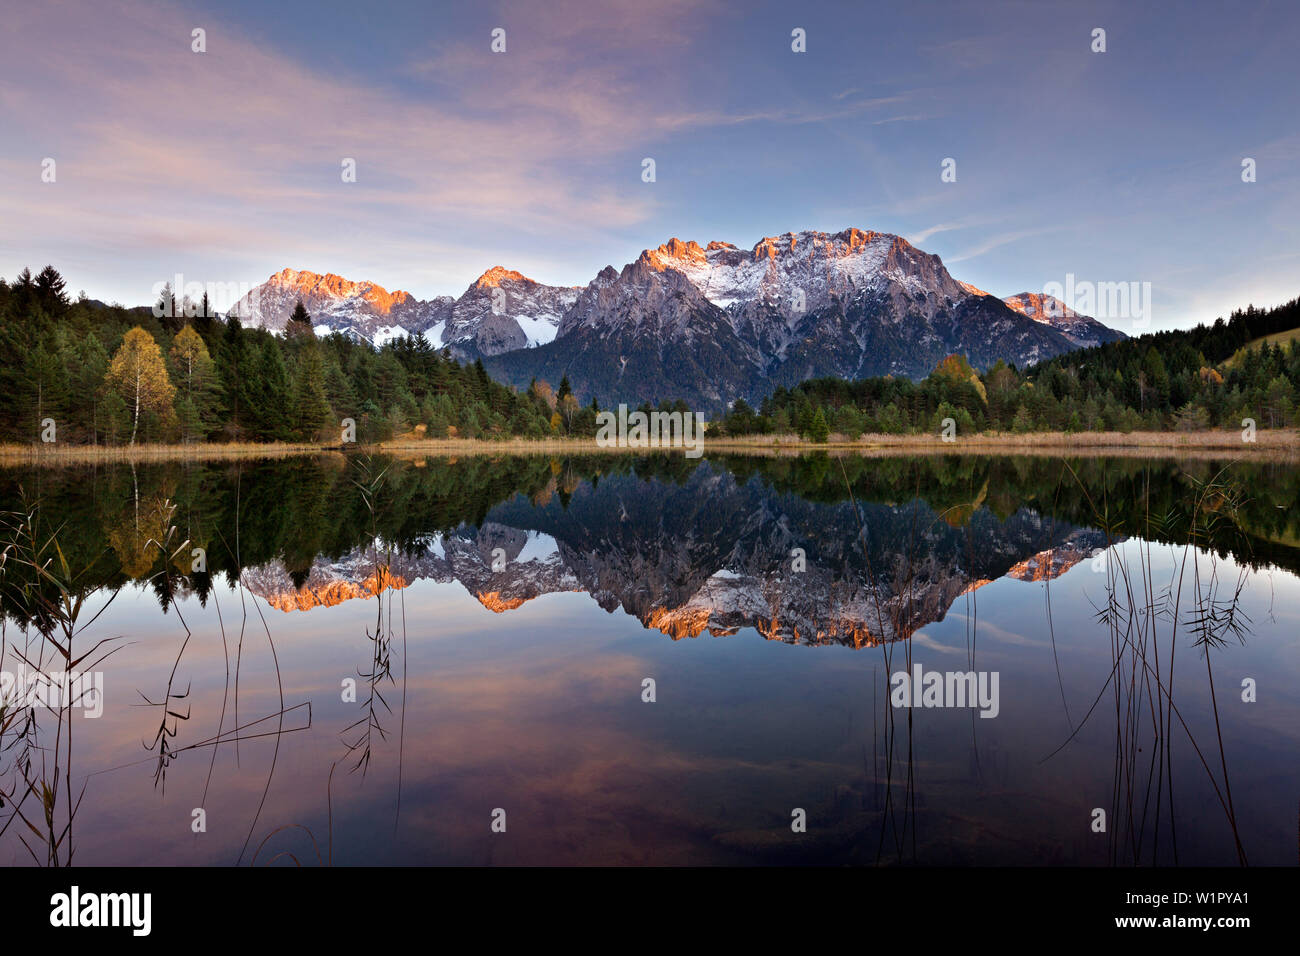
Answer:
[
  {"xmin": 0, "ymin": 428, "xmax": 1295, "ymax": 467},
  {"xmin": 0, "ymin": 440, "xmax": 342, "ymax": 467},
  {"xmin": 711, "ymin": 428, "xmax": 1300, "ymax": 454}
]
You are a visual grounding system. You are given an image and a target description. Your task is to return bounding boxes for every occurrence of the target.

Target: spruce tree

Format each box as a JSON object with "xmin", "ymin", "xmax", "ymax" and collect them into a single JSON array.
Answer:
[
  {"xmin": 291, "ymin": 344, "xmax": 333, "ymax": 440},
  {"xmin": 34, "ymin": 265, "xmax": 69, "ymax": 317},
  {"xmin": 285, "ymin": 299, "xmax": 314, "ymax": 339},
  {"xmin": 809, "ymin": 407, "xmax": 830, "ymax": 443},
  {"xmin": 21, "ymin": 335, "xmax": 69, "ymax": 441},
  {"xmin": 248, "ymin": 339, "xmax": 292, "ymax": 440}
]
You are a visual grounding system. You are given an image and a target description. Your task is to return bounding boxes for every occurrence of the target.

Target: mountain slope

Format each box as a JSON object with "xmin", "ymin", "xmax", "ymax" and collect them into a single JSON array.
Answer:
[
  {"xmin": 490, "ymin": 228, "xmax": 1100, "ymax": 409},
  {"xmin": 438, "ymin": 266, "xmax": 580, "ymax": 359},
  {"xmin": 488, "ymin": 255, "xmax": 766, "ymax": 408},
  {"xmin": 229, "ymin": 266, "xmax": 579, "ymax": 359},
  {"xmin": 232, "ymin": 229, "xmax": 1123, "ymax": 411},
  {"xmin": 228, "ymin": 268, "xmax": 451, "ymax": 345},
  {"xmin": 241, "ymin": 463, "xmax": 1109, "ymax": 647}
]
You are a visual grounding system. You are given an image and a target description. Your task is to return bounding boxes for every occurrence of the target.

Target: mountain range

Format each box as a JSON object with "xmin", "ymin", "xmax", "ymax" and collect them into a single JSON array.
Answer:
[{"xmin": 227, "ymin": 228, "xmax": 1125, "ymax": 411}]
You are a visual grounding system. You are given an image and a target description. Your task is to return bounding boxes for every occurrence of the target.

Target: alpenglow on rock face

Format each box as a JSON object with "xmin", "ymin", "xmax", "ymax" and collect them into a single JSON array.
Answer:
[
  {"xmin": 1001, "ymin": 291, "xmax": 1127, "ymax": 348},
  {"xmin": 240, "ymin": 464, "xmax": 1111, "ymax": 648},
  {"xmin": 438, "ymin": 267, "xmax": 581, "ymax": 358},
  {"xmin": 228, "ymin": 266, "xmax": 579, "ymax": 358},
  {"xmin": 231, "ymin": 228, "xmax": 1123, "ymax": 410},
  {"xmin": 489, "ymin": 228, "xmax": 1123, "ymax": 409},
  {"xmin": 227, "ymin": 268, "xmax": 453, "ymax": 347}
]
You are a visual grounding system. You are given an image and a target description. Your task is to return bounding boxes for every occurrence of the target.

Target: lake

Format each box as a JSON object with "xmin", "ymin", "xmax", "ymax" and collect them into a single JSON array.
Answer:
[{"xmin": 1, "ymin": 452, "xmax": 1297, "ymax": 866}]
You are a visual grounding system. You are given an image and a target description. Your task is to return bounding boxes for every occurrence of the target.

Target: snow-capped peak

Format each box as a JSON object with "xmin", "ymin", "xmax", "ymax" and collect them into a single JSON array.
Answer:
[
  {"xmin": 229, "ymin": 265, "xmax": 579, "ymax": 356},
  {"xmin": 442, "ymin": 268, "xmax": 581, "ymax": 356},
  {"xmin": 228, "ymin": 268, "xmax": 450, "ymax": 342},
  {"xmin": 1002, "ymin": 292, "xmax": 1127, "ymax": 347},
  {"xmin": 472, "ymin": 265, "xmax": 533, "ymax": 288},
  {"xmin": 1003, "ymin": 291, "xmax": 1084, "ymax": 322},
  {"xmin": 632, "ymin": 227, "xmax": 968, "ymax": 317}
]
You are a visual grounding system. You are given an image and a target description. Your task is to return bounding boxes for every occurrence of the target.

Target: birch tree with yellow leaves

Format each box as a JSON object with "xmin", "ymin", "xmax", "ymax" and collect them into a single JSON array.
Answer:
[{"xmin": 106, "ymin": 327, "xmax": 176, "ymax": 445}]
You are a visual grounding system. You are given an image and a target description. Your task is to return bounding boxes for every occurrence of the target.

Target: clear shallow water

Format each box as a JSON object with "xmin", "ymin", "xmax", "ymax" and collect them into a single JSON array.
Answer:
[{"xmin": 2, "ymin": 453, "xmax": 1298, "ymax": 866}]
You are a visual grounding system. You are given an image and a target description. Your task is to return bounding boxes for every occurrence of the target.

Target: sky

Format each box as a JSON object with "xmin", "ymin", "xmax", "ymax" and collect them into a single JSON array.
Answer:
[{"xmin": 1, "ymin": 0, "xmax": 1297, "ymax": 333}]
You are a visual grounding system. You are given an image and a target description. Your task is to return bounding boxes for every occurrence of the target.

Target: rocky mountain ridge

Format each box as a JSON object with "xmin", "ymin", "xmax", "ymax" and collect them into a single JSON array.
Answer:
[{"xmin": 227, "ymin": 228, "xmax": 1125, "ymax": 409}]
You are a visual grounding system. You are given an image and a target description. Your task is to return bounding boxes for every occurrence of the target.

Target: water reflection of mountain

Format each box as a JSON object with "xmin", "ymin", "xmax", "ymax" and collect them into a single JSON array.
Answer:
[
  {"xmin": 5, "ymin": 454, "xmax": 1296, "ymax": 635},
  {"xmin": 243, "ymin": 464, "xmax": 1110, "ymax": 646}
]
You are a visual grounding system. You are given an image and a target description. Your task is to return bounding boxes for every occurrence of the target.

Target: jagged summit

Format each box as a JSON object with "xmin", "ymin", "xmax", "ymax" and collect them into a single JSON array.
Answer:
[
  {"xmin": 472, "ymin": 265, "xmax": 533, "ymax": 288},
  {"xmin": 239, "ymin": 467, "xmax": 1111, "ymax": 649},
  {"xmin": 645, "ymin": 238, "xmax": 706, "ymax": 266},
  {"xmin": 586, "ymin": 226, "xmax": 967, "ymax": 338},
  {"xmin": 266, "ymin": 268, "xmax": 415, "ymax": 307},
  {"xmin": 1004, "ymin": 291, "xmax": 1083, "ymax": 321},
  {"xmin": 643, "ymin": 228, "xmax": 913, "ymax": 274},
  {"xmin": 231, "ymin": 264, "xmax": 578, "ymax": 357},
  {"xmin": 441, "ymin": 267, "xmax": 581, "ymax": 356},
  {"xmin": 488, "ymin": 225, "xmax": 1122, "ymax": 409},
  {"xmin": 228, "ymin": 268, "xmax": 442, "ymax": 346},
  {"xmin": 1003, "ymin": 291, "xmax": 1127, "ymax": 348}
]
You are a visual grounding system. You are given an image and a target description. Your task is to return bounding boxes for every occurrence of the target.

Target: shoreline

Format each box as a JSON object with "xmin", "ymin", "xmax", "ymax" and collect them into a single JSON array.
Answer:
[{"xmin": 0, "ymin": 429, "xmax": 1295, "ymax": 467}]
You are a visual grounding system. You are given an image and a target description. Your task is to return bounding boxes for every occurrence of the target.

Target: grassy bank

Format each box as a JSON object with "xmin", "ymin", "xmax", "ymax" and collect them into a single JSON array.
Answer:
[
  {"xmin": 1, "ymin": 428, "xmax": 1295, "ymax": 467},
  {"xmin": 713, "ymin": 428, "xmax": 1300, "ymax": 454},
  {"xmin": 0, "ymin": 440, "xmax": 340, "ymax": 466}
]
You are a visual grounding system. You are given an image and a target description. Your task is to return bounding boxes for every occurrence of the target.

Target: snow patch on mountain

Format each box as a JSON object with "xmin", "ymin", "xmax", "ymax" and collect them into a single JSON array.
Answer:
[
  {"xmin": 230, "ymin": 228, "xmax": 1122, "ymax": 408},
  {"xmin": 515, "ymin": 315, "xmax": 561, "ymax": 347},
  {"xmin": 421, "ymin": 321, "xmax": 447, "ymax": 349},
  {"xmin": 372, "ymin": 325, "xmax": 409, "ymax": 347},
  {"xmin": 229, "ymin": 268, "xmax": 451, "ymax": 344}
]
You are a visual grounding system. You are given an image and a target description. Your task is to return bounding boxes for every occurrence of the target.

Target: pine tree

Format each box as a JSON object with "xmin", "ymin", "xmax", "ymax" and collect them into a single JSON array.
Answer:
[
  {"xmin": 216, "ymin": 317, "xmax": 248, "ymax": 434},
  {"xmin": 247, "ymin": 340, "xmax": 292, "ymax": 440},
  {"xmin": 461, "ymin": 404, "xmax": 484, "ymax": 438},
  {"xmin": 291, "ymin": 344, "xmax": 333, "ymax": 440},
  {"xmin": 65, "ymin": 333, "xmax": 109, "ymax": 442},
  {"xmin": 34, "ymin": 265, "xmax": 69, "ymax": 317},
  {"xmin": 21, "ymin": 334, "xmax": 69, "ymax": 441},
  {"xmin": 795, "ymin": 399, "xmax": 815, "ymax": 436},
  {"xmin": 13, "ymin": 267, "xmax": 34, "ymax": 303},
  {"xmin": 809, "ymin": 407, "xmax": 830, "ymax": 443},
  {"xmin": 100, "ymin": 391, "xmax": 130, "ymax": 444},
  {"xmin": 1264, "ymin": 375, "xmax": 1294, "ymax": 428},
  {"xmin": 836, "ymin": 404, "xmax": 864, "ymax": 439},
  {"xmin": 175, "ymin": 395, "xmax": 203, "ymax": 442},
  {"xmin": 324, "ymin": 358, "xmax": 357, "ymax": 419},
  {"xmin": 285, "ymin": 299, "xmax": 314, "ymax": 340},
  {"xmin": 154, "ymin": 283, "xmax": 179, "ymax": 324},
  {"xmin": 1011, "ymin": 404, "xmax": 1034, "ymax": 434}
]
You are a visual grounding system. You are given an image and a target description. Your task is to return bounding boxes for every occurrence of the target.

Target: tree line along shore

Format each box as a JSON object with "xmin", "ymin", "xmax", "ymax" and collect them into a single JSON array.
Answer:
[{"xmin": 2, "ymin": 265, "xmax": 1297, "ymax": 454}]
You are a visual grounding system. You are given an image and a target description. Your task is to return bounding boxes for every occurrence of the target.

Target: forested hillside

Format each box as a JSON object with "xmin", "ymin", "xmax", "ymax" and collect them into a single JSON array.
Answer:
[
  {"xmin": 717, "ymin": 298, "xmax": 1300, "ymax": 438},
  {"xmin": 3, "ymin": 265, "xmax": 1296, "ymax": 446},
  {"xmin": 0, "ymin": 267, "xmax": 596, "ymax": 444}
]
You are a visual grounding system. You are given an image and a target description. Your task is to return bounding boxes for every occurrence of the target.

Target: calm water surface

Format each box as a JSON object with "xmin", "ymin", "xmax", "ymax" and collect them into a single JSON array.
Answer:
[{"xmin": 1, "ymin": 453, "xmax": 1297, "ymax": 865}]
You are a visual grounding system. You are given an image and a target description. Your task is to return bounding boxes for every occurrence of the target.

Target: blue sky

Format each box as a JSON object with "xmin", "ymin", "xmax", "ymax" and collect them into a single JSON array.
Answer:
[{"xmin": 2, "ymin": 0, "xmax": 1297, "ymax": 332}]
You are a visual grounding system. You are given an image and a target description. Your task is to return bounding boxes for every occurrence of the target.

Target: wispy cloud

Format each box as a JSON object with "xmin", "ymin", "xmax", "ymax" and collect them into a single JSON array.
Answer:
[
  {"xmin": 948, "ymin": 228, "xmax": 1059, "ymax": 264},
  {"xmin": 906, "ymin": 221, "xmax": 969, "ymax": 246},
  {"xmin": 0, "ymin": 0, "xmax": 730, "ymax": 298},
  {"xmin": 2, "ymin": 0, "xmax": 1296, "ymax": 330}
]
